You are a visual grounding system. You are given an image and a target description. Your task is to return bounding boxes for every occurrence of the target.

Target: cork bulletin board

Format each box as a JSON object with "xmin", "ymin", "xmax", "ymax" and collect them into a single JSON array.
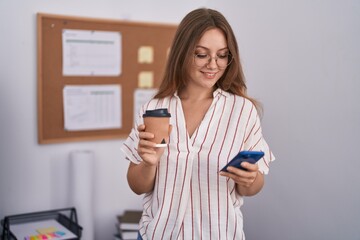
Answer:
[{"xmin": 37, "ymin": 13, "xmax": 177, "ymax": 144}]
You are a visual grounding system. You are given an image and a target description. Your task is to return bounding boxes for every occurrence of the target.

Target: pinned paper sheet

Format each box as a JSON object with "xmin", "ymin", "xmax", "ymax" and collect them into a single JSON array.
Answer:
[
  {"xmin": 63, "ymin": 85, "xmax": 122, "ymax": 131},
  {"xmin": 62, "ymin": 29, "xmax": 122, "ymax": 76},
  {"xmin": 138, "ymin": 46, "xmax": 154, "ymax": 63},
  {"xmin": 138, "ymin": 71, "xmax": 154, "ymax": 88}
]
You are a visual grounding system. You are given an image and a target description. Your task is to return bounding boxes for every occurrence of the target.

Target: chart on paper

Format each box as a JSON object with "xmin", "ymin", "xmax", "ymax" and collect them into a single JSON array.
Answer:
[{"xmin": 63, "ymin": 85, "xmax": 122, "ymax": 131}]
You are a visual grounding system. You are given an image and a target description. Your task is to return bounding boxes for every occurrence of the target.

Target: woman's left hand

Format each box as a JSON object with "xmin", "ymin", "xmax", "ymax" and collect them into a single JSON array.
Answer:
[{"xmin": 219, "ymin": 162, "xmax": 259, "ymax": 188}]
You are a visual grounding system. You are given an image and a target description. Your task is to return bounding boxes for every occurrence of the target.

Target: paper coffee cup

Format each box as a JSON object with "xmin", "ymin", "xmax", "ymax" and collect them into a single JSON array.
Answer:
[{"xmin": 143, "ymin": 108, "xmax": 171, "ymax": 147}]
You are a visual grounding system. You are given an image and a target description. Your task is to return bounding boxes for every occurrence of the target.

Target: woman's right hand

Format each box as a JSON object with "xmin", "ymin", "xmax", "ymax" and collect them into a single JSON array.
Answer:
[{"xmin": 137, "ymin": 124, "xmax": 165, "ymax": 166}]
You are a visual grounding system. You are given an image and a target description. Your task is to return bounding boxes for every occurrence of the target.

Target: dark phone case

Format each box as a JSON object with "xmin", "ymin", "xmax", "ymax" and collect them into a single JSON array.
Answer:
[{"xmin": 220, "ymin": 151, "xmax": 264, "ymax": 172}]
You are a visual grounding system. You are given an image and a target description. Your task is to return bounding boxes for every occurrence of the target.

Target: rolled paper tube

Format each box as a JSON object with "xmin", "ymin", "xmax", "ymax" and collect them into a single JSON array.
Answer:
[{"xmin": 69, "ymin": 150, "xmax": 95, "ymax": 240}]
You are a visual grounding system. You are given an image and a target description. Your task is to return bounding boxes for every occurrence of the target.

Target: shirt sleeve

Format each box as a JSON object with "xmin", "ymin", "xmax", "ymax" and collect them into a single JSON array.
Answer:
[
  {"xmin": 121, "ymin": 106, "xmax": 144, "ymax": 164},
  {"xmin": 243, "ymin": 108, "xmax": 275, "ymax": 175}
]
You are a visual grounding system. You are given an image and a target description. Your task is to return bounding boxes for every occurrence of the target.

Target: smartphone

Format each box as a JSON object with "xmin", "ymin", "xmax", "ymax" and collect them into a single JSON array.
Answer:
[{"xmin": 220, "ymin": 150, "xmax": 264, "ymax": 172}]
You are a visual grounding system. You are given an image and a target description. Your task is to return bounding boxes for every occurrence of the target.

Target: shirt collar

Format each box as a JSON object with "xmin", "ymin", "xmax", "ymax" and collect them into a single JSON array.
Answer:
[
  {"xmin": 213, "ymin": 88, "xmax": 230, "ymax": 98},
  {"xmin": 174, "ymin": 88, "xmax": 230, "ymax": 99}
]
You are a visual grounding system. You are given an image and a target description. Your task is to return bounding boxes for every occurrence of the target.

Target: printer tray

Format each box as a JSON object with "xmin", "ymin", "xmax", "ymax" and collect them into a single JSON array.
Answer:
[{"xmin": 1, "ymin": 207, "xmax": 82, "ymax": 240}]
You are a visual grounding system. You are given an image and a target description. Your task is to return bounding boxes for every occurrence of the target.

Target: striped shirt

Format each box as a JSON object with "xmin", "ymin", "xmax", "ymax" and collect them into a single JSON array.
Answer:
[{"xmin": 122, "ymin": 88, "xmax": 275, "ymax": 240}]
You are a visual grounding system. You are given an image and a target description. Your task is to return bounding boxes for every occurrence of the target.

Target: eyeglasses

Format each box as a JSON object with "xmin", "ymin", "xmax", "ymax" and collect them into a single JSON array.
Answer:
[{"xmin": 193, "ymin": 52, "xmax": 233, "ymax": 69}]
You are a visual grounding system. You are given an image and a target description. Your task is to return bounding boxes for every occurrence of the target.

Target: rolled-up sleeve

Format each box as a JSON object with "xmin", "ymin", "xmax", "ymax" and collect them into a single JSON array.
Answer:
[
  {"xmin": 244, "ymin": 110, "xmax": 275, "ymax": 175},
  {"xmin": 121, "ymin": 108, "xmax": 144, "ymax": 164}
]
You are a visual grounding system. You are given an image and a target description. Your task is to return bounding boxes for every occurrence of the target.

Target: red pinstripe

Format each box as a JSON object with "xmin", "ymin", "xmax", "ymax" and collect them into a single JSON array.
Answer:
[
  {"xmin": 205, "ymin": 95, "xmax": 224, "ymax": 240},
  {"xmin": 121, "ymin": 89, "xmax": 274, "ymax": 240},
  {"xmin": 195, "ymin": 97, "xmax": 218, "ymax": 239},
  {"xmin": 216, "ymin": 94, "xmax": 235, "ymax": 240}
]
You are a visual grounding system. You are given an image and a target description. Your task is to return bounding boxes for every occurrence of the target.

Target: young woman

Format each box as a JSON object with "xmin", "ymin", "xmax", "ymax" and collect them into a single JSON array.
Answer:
[{"xmin": 122, "ymin": 8, "xmax": 275, "ymax": 240}]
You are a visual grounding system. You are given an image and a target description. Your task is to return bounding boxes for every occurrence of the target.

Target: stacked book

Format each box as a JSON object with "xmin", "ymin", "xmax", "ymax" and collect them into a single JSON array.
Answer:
[{"xmin": 114, "ymin": 210, "xmax": 142, "ymax": 240}]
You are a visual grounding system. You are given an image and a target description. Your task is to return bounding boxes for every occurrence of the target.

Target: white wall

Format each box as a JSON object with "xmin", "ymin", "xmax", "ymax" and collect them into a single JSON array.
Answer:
[
  {"xmin": 209, "ymin": 1, "xmax": 360, "ymax": 239},
  {"xmin": 1, "ymin": 1, "xmax": 359, "ymax": 240}
]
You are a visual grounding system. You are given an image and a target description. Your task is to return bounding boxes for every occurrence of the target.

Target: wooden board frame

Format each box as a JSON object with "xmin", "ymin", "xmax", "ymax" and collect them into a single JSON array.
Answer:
[{"xmin": 37, "ymin": 13, "xmax": 177, "ymax": 144}]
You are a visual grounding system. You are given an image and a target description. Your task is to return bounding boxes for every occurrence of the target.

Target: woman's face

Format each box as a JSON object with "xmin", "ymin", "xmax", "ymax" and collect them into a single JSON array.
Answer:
[{"xmin": 187, "ymin": 28, "xmax": 229, "ymax": 91}]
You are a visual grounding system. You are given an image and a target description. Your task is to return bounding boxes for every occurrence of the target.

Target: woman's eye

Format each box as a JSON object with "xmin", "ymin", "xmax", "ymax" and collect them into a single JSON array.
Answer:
[
  {"xmin": 196, "ymin": 54, "xmax": 208, "ymax": 59},
  {"xmin": 217, "ymin": 54, "xmax": 228, "ymax": 59}
]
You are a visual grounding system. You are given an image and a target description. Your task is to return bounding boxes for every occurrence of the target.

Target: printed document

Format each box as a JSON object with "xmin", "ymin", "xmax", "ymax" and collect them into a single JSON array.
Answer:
[
  {"xmin": 62, "ymin": 29, "xmax": 121, "ymax": 76},
  {"xmin": 63, "ymin": 85, "xmax": 122, "ymax": 131}
]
